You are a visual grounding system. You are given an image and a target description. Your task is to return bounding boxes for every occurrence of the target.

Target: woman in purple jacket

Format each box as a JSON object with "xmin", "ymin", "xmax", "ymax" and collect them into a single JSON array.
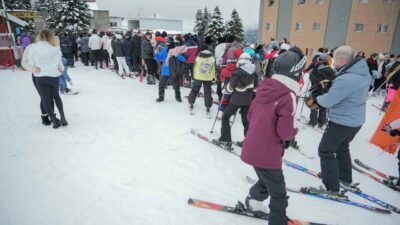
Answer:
[{"xmin": 241, "ymin": 47, "xmax": 306, "ymax": 225}]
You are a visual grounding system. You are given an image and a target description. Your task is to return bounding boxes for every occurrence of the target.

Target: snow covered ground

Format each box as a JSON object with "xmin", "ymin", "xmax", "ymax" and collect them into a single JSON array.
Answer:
[{"xmin": 0, "ymin": 64, "xmax": 399, "ymax": 225}]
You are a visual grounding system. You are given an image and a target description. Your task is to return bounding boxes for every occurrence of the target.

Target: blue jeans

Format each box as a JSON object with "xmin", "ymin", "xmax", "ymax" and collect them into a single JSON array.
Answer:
[{"xmin": 60, "ymin": 57, "xmax": 71, "ymax": 92}]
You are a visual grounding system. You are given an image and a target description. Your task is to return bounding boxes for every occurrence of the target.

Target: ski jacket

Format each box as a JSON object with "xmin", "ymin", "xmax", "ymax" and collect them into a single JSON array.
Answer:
[
  {"xmin": 113, "ymin": 40, "xmax": 125, "ymax": 57},
  {"xmin": 79, "ymin": 37, "xmax": 90, "ymax": 53},
  {"xmin": 316, "ymin": 58, "xmax": 371, "ymax": 127},
  {"xmin": 88, "ymin": 34, "xmax": 102, "ymax": 50},
  {"xmin": 387, "ymin": 61, "xmax": 400, "ymax": 90},
  {"xmin": 132, "ymin": 35, "xmax": 142, "ymax": 58},
  {"xmin": 226, "ymin": 65, "xmax": 258, "ymax": 106},
  {"xmin": 141, "ymin": 38, "xmax": 154, "ymax": 60},
  {"xmin": 101, "ymin": 35, "xmax": 110, "ymax": 51},
  {"xmin": 59, "ymin": 35, "xmax": 71, "ymax": 55},
  {"xmin": 28, "ymin": 41, "xmax": 63, "ymax": 77},
  {"xmin": 241, "ymin": 74, "xmax": 300, "ymax": 169},
  {"xmin": 192, "ymin": 50, "xmax": 216, "ymax": 81}
]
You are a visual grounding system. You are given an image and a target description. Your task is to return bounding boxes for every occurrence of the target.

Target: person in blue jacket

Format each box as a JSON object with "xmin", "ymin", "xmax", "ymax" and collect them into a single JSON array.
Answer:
[{"xmin": 155, "ymin": 39, "xmax": 188, "ymax": 102}]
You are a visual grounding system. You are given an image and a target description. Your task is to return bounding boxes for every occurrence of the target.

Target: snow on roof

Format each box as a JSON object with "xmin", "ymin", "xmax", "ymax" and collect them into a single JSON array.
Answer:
[{"xmin": 86, "ymin": 2, "xmax": 98, "ymax": 10}]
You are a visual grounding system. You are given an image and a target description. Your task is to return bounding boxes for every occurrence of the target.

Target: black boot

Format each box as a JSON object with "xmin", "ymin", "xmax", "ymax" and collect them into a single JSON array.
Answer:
[
  {"xmin": 60, "ymin": 112, "xmax": 68, "ymax": 126},
  {"xmin": 50, "ymin": 114, "xmax": 61, "ymax": 129},
  {"xmin": 156, "ymin": 95, "xmax": 164, "ymax": 102},
  {"xmin": 41, "ymin": 114, "xmax": 51, "ymax": 126},
  {"xmin": 175, "ymin": 95, "xmax": 182, "ymax": 102}
]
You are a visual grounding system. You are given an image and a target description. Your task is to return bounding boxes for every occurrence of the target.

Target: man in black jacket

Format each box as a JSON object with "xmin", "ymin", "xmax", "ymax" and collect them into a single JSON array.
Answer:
[
  {"xmin": 131, "ymin": 32, "xmax": 142, "ymax": 75},
  {"xmin": 141, "ymin": 32, "xmax": 157, "ymax": 84}
]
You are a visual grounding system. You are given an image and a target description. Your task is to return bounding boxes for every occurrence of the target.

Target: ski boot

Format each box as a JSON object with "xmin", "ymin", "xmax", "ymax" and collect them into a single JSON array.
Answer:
[
  {"xmin": 212, "ymin": 139, "xmax": 233, "ymax": 151},
  {"xmin": 190, "ymin": 104, "xmax": 194, "ymax": 115},
  {"xmin": 303, "ymin": 186, "xmax": 348, "ymax": 200},
  {"xmin": 244, "ymin": 195, "xmax": 269, "ymax": 218},
  {"xmin": 206, "ymin": 108, "xmax": 211, "ymax": 119}
]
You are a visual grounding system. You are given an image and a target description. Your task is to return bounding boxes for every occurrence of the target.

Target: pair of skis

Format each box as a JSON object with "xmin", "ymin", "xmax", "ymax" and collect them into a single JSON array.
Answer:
[{"xmin": 353, "ymin": 159, "xmax": 399, "ymax": 192}]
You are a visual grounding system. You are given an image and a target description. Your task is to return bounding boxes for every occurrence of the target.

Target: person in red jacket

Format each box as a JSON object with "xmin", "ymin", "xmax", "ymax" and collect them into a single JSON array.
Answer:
[{"xmin": 241, "ymin": 46, "xmax": 306, "ymax": 225}]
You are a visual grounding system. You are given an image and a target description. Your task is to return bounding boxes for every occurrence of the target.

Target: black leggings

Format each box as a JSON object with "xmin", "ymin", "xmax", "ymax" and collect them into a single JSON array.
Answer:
[
  {"xmin": 32, "ymin": 74, "xmax": 54, "ymax": 115},
  {"xmin": 144, "ymin": 59, "xmax": 157, "ymax": 78},
  {"xmin": 35, "ymin": 76, "xmax": 65, "ymax": 120}
]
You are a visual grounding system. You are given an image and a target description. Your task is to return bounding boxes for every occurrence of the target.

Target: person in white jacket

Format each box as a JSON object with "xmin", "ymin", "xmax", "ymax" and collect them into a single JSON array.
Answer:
[
  {"xmin": 28, "ymin": 29, "xmax": 67, "ymax": 129},
  {"xmin": 88, "ymin": 29, "xmax": 102, "ymax": 69}
]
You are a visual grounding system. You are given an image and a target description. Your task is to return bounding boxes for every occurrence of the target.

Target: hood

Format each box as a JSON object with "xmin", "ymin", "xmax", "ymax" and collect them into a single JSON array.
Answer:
[
  {"xmin": 102, "ymin": 35, "xmax": 109, "ymax": 40},
  {"xmin": 34, "ymin": 41, "xmax": 60, "ymax": 60},
  {"xmin": 240, "ymin": 63, "xmax": 255, "ymax": 75},
  {"xmin": 339, "ymin": 58, "xmax": 370, "ymax": 77},
  {"xmin": 198, "ymin": 50, "xmax": 212, "ymax": 58},
  {"xmin": 255, "ymin": 74, "xmax": 300, "ymax": 104},
  {"xmin": 185, "ymin": 38, "xmax": 197, "ymax": 47}
]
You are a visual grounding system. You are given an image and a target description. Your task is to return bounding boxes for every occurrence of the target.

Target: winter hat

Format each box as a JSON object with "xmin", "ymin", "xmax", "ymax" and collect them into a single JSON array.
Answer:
[
  {"xmin": 238, "ymin": 53, "xmax": 252, "ymax": 65},
  {"xmin": 318, "ymin": 53, "xmax": 328, "ymax": 62},
  {"xmin": 272, "ymin": 46, "xmax": 307, "ymax": 81},
  {"xmin": 161, "ymin": 31, "xmax": 168, "ymax": 38},
  {"xmin": 199, "ymin": 43, "xmax": 209, "ymax": 52},
  {"xmin": 243, "ymin": 47, "xmax": 255, "ymax": 57},
  {"xmin": 116, "ymin": 34, "xmax": 123, "ymax": 40}
]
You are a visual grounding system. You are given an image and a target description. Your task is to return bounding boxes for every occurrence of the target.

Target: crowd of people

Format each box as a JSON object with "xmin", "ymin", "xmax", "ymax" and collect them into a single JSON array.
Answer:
[{"xmin": 18, "ymin": 26, "xmax": 400, "ymax": 225}]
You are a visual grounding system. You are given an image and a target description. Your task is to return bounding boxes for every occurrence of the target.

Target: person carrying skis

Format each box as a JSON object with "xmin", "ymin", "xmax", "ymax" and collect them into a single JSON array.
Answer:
[
  {"xmin": 213, "ymin": 53, "xmax": 258, "ymax": 149},
  {"xmin": 381, "ymin": 55, "xmax": 400, "ymax": 112},
  {"xmin": 382, "ymin": 119, "xmax": 400, "ymax": 187},
  {"xmin": 187, "ymin": 44, "xmax": 216, "ymax": 115},
  {"xmin": 240, "ymin": 46, "xmax": 306, "ymax": 225},
  {"xmin": 305, "ymin": 46, "xmax": 371, "ymax": 193}
]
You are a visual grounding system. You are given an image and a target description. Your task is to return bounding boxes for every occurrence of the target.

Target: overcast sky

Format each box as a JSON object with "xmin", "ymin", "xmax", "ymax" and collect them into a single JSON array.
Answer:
[{"xmin": 96, "ymin": 0, "xmax": 260, "ymax": 32}]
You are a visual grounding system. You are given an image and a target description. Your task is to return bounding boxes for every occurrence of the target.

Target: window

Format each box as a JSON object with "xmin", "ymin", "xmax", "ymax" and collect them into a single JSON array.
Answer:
[
  {"xmin": 355, "ymin": 23, "xmax": 364, "ymax": 32},
  {"xmin": 378, "ymin": 23, "xmax": 388, "ymax": 33},
  {"xmin": 266, "ymin": 23, "xmax": 272, "ymax": 31},
  {"xmin": 313, "ymin": 23, "xmax": 321, "ymax": 31},
  {"xmin": 359, "ymin": 0, "xmax": 368, "ymax": 3},
  {"xmin": 295, "ymin": 23, "xmax": 303, "ymax": 31},
  {"xmin": 110, "ymin": 22, "xmax": 118, "ymax": 27},
  {"xmin": 383, "ymin": 0, "xmax": 393, "ymax": 3},
  {"xmin": 268, "ymin": 0, "xmax": 275, "ymax": 7},
  {"xmin": 298, "ymin": 0, "xmax": 306, "ymax": 5},
  {"xmin": 316, "ymin": 0, "xmax": 324, "ymax": 5}
]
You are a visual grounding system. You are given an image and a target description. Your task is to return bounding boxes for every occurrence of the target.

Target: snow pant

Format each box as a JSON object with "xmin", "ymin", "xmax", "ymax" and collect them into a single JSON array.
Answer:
[
  {"xmin": 219, "ymin": 103, "xmax": 249, "ymax": 142},
  {"xmin": 60, "ymin": 57, "xmax": 71, "ymax": 92},
  {"xmin": 116, "ymin": 57, "xmax": 130, "ymax": 75},
  {"xmin": 126, "ymin": 56, "xmax": 133, "ymax": 71},
  {"xmin": 91, "ymin": 49, "xmax": 102, "ymax": 68},
  {"xmin": 132, "ymin": 56, "xmax": 141, "ymax": 73},
  {"xmin": 188, "ymin": 80, "xmax": 213, "ymax": 109},
  {"xmin": 309, "ymin": 107, "xmax": 327, "ymax": 127},
  {"xmin": 102, "ymin": 50, "xmax": 110, "ymax": 68},
  {"xmin": 250, "ymin": 167, "xmax": 288, "ymax": 225},
  {"xmin": 184, "ymin": 63, "xmax": 194, "ymax": 85},
  {"xmin": 373, "ymin": 77, "xmax": 386, "ymax": 92},
  {"xmin": 158, "ymin": 76, "xmax": 181, "ymax": 98},
  {"xmin": 144, "ymin": 59, "xmax": 157, "ymax": 77},
  {"xmin": 35, "ymin": 76, "xmax": 65, "ymax": 121},
  {"xmin": 81, "ymin": 52, "xmax": 90, "ymax": 66},
  {"xmin": 111, "ymin": 54, "xmax": 118, "ymax": 71},
  {"xmin": 318, "ymin": 121, "xmax": 361, "ymax": 192},
  {"xmin": 32, "ymin": 74, "xmax": 53, "ymax": 115}
]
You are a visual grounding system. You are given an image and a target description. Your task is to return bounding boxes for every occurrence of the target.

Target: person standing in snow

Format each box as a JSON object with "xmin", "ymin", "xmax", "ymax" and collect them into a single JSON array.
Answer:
[
  {"xmin": 131, "ymin": 32, "xmax": 143, "ymax": 76},
  {"xmin": 187, "ymin": 44, "xmax": 216, "ymax": 115},
  {"xmin": 113, "ymin": 34, "xmax": 130, "ymax": 78},
  {"xmin": 241, "ymin": 46, "xmax": 306, "ymax": 225},
  {"xmin": 141, "ymin": 31, "xmax": 157, "ymax": 85},
  {"xmin": 213, "ymin": 53, "xmax": 258, "ymax": 149},
  {"xmin": 182, "ymin": 33, "xmax": 199, "ymax": 87},
  {"xmin": 101, "ymin": 32, "xmax": 111, "ymax": 69},
  {"xmin": 28, "ymin": 29, "xmax": 68, "ymax": 129},
  {"xmin": 88, "ymin": 29, "xmax": 102, "ymax": 69},
  {"xmin": 382, "ymin": 119, "xmax": 400, "ymax": 187},
  {"xmin": 381, "ymin": 55, "xmax": 400, "ymax": 112},
  {"xmin": 305, "ymin": 46, "xmax": 371, "ymax": 193},
  {"xmin": 214, "ymin": 36, "xmax": 227, "ymax": 101},
  {"xmin": 79, "ymin": 33, "xmax": 90, "ymax": 66}
]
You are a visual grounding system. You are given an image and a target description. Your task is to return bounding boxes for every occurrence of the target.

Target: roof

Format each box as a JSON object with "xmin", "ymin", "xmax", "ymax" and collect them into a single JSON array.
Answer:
[
  {"xmin": 0, "ymin": 11, "xmax": 28, "ymax": 27},
  {"xmin": 86, "ymin": 2, "xmax": 98, "ymax": 10}
]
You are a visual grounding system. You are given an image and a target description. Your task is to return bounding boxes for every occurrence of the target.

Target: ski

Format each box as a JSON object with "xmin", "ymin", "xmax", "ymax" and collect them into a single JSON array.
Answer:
[
  {"xmin": 296, "ymin": 116, "xmax": 324, "ymax": 134},
  {"xmin": 188, "ymin": 198, "xmax": 331, "ymax": 225},
  {"xmin": 190, "ymin": 129, "xmax": 236, "ymax": 154},
  {"xmin": 354, "ymin": 159, "xmax": 398, "ymax": 180},
  {"xmin": 245, "ymin": 176, "xmax": 391, "ymax": 214},
  {"xmin": 352, "ymin": 164, "xmax": 400, "ymax": 192},
  {"xmin": 283, "ymin": 160, "xmax": 400, "ymax": 214}
]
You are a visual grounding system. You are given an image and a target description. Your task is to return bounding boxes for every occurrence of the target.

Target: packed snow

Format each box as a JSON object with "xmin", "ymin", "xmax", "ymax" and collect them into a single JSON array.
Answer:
[{"xmin": 0, "ymin": 64, "xmax": 399, "ymax": 225}]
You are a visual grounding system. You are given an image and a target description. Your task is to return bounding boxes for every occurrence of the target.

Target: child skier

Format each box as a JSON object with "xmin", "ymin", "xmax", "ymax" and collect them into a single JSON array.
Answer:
[{"xmin": 240, "ymin": 47, "xmax": 306, "ymax": 225}]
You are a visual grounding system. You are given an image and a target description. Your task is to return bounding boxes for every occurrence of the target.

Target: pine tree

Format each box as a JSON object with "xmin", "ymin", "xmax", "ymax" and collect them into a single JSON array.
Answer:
[
  {"xmin": 0, "ymin": 0, "xmax": 31, "ymax": 10},
  {"xmin": 47, "ymin": 0, "xmax": 91, "ymax": 33},
  {"xmin": 201, "ymin": 7, "xmax": 211, "ymax": 36},
  {"xmin": 205, "ymin": 6, "xmax": 224, "ymax": 41},
  {"xmin": 226, "ymin": 9, "xmax": 245, "ymax": 43},
  {"xmin": 193, "ymin": 9, "xmax": 205, "ymax": 37}
]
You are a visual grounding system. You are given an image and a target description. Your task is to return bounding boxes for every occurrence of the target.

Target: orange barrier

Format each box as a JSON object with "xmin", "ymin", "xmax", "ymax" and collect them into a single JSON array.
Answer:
[{"xmin": 370, "ymin": 90, "xmax": 400, "ymax": 154}]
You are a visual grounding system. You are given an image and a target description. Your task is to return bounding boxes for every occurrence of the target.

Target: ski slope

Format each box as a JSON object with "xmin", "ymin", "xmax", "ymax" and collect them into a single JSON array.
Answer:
[{"xmin": 0, "ymin": 64, "xmax": 399, "ymax": 225}]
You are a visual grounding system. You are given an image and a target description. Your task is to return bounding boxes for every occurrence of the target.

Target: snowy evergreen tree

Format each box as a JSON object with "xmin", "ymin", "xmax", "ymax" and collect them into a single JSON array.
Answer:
[
  {"xmin": 205, "ymin": 6, "xmax": 224, "ymax": 41},
  {"xmin": 47, "ymin": 0, "xmax": 91, "ymax": 33},
  {"xmin": 226, "ymin": 9, "xmax": 245, "ymax": 43},
  {"xmin": 0, "ymin": 0, "xmax": 32, "ymax": 10},
  {"xmin": 193, "ymin": 9, "xmax": 205, "ymax": 37},
  {"xmin": 201, "ymin": 7, "xmax": 211, "ymax": 37}
]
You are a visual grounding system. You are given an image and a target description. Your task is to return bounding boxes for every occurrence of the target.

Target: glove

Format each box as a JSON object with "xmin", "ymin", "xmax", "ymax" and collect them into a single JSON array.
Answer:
[
  {"xmin": 305, "ymin": 96, "xmax": 320, "ymax": 110},
  {"xmin": 283, "ymin": 140, "xmax": 290, "ymax": 149},
  {"xmin": 390, "ymin": 130, "xmax": 400, "ymax": 137}
]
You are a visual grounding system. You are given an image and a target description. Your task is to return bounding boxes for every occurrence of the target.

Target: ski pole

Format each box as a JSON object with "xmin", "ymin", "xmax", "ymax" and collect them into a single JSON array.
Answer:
[
  {"xmin": 210, "ymin": 101, "xmax": 222, "ymax": 134},
  {"xmin": 373, "ymin": 65, "xmax": 400, "ymax": 93},
  {"xmin": 297, "ymin": 78, "xmax": 311, "ymax": 120}
]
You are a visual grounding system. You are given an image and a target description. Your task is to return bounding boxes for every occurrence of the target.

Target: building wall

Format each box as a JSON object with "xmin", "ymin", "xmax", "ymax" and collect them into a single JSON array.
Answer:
[
  {"xmin": 324, "ymin": 0, "xmax": 352, "ymax": 50},
  {"xmin": 346, "ymin": 0, "xmax": 400, "ymax": 56},
  {"xmin": 139, "ymin": 18, "xmax": 182, "ymax": 32},
  {"xmin": 260, "ymin": 0, "xmax": 279, "ymax": 43},
  {"xmin": 258, "ymin": 0, "xmax": 265, "ymax": 42},
  {"xmin": 276, "ymin": 0, "xmax": 294, "ymax": 42},
  {"xmin": 391, "ymin": 9, "xmax": 400, "ymax": 55},
  {"xmin": 289, "ymin": 0, "xmax": 330, "ymax": 50},
  {"xmin": 92, "ymin": 10, "xmax": 110, "ymax": 31}
]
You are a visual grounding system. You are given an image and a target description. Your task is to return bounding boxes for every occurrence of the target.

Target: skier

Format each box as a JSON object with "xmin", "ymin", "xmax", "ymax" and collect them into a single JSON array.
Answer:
[
  {"xmin": 382, "ymin": 119, "xmax": 400, "ymax": 187},
  {"xmin": 88, "ymin": 29, "xmax": 102, "ymax": 69},
  {"xmin": 60, "ymin": 56, "xmax": 74, "ymax": 94},
  {"xmin": 131, "ymin": 32, "xmax": 142, "ymax": 76},
  {"xmin": 214, "ymin": 36, "xmax": 227, "ymax": 101},
  {"xmin": 113, "ymin": 34, "xmax": 130, "ymax": 78},
  {"xmin": 381, "ymin": 55, "xmax": 400, "ymax": 111},
  {"xmin": 78, "ymin": 33, "xmax": 90, "ymax": 66},
  {"xmin": 142, "ymin": 32, "xmax": 157, "ymax": 85},
  {"xmin": 123, "ymin": 31, "xmax": 134, "ymax": 72},
  {"xmin": 187, "ymin": 44, "xmax": 216, "ymax": 115},
  {"xmin": 101, "ymin": 32, "xmax": 111, "ymax": 69},
  {"xmin": 182, "ymin": 33, "xmax": 199, "ymax": 87},
  {"xmin": 28, "ymin": 29, "xmax": 68, "ymax": 129},
  {"xmin": 241, "ymin": 46, "xmax": 306, "ymax": 225},
  {"xmin": 305, "ymin": 46, "xmax": 371, "ymax": 193},
  {"xmin": 213, "ymin": 53, "xmax": 258, "ymax": 149}
]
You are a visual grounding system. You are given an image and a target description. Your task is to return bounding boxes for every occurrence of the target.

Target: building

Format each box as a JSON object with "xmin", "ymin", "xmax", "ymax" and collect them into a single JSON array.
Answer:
[
  {"xmin": 127, "ymin": 17, "xmax": 183, "ymax": 34},
  {"xmin": 258, "ymin": 0, "xmax": 400, "ymax": 55},
  {"xmin": 109, "ymin": 16, "xmax": 127, "ymax": 32}
]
